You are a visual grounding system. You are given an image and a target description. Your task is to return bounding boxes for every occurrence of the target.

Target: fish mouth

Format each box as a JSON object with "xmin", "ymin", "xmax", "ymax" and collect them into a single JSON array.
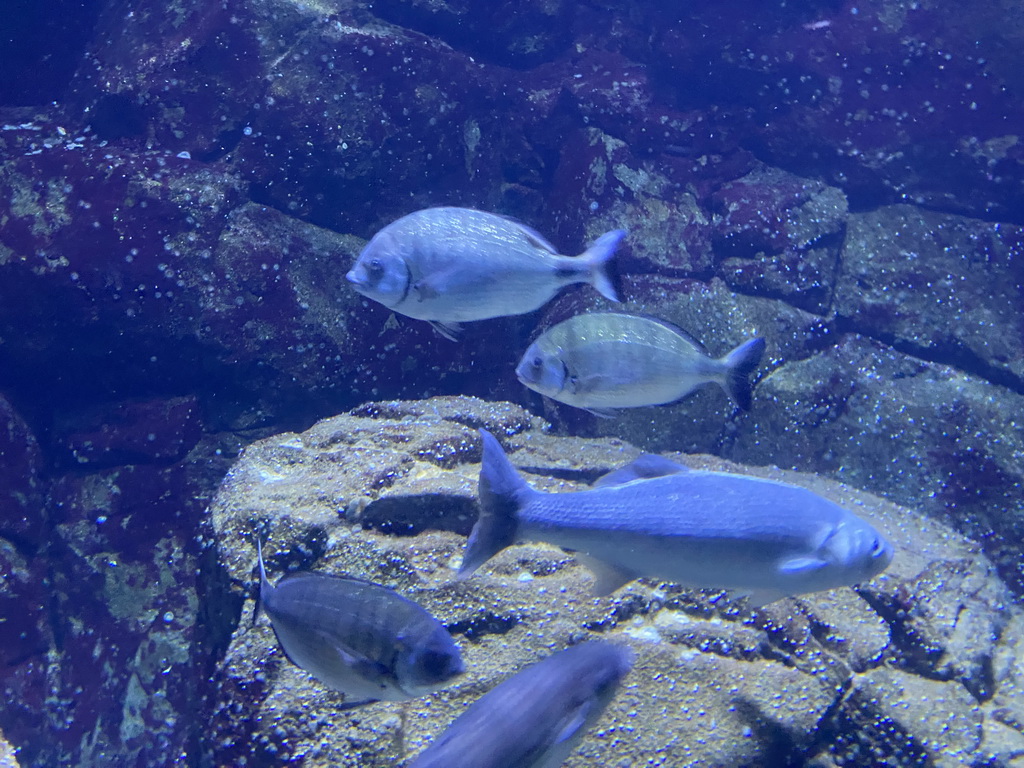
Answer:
[
  {"xmin": 345, "ymin": 269, "xmax": 364, "ymax": 287},
  {"xmin": 513, "ymin": 362, "xmax": 531, "ymax": 386}
]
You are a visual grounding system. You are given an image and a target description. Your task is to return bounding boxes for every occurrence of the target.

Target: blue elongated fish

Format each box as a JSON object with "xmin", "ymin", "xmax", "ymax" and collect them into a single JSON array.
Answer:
[
  {"xmin": 346, "ymin": 207, "xmax": 625, "ymax": 339},
  {"xmin": 409, "ymin": 641, "xmax": 632, "ymax": 768},
  {"xmin": 461, "ymin": 431, "xmax": 893, "ymax": 605},
  {"xmin": 257, "ymin": 541, "xmax": 463, "ymax": 706},
  {"xmin": 516, "ymin": 312, "xmax": 766, "ymax": 415}
]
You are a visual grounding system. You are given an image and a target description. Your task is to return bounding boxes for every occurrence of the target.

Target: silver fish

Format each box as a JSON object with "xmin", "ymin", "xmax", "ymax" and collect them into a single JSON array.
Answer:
[
  {"xmin": 346, "ymin": 207, "xmax": 625, "ymax": 339},
  {"xmin": 516, "ymin": 312, "xmax": 766, "ymax": 416},
  {"xmin": 257, "ymin": 541, "xmax": 463, "ymax": 705},
  {"xmin": 461, "ymin": 430, "xmax": 893, "ymax": 605},
  {"xmin": 409, "ymin": 641, "xmax": 632, "ymax": 768}
]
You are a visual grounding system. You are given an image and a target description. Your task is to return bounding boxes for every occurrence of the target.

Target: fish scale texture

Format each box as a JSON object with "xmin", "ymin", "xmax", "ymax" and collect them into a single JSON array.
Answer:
[
  {"xmin": 520, "ymin": 474, "xmax": 842, "ymax": 540},
  {"xmin": 269, "ymin": 575, "xmax": 421, "ymax": 663}
]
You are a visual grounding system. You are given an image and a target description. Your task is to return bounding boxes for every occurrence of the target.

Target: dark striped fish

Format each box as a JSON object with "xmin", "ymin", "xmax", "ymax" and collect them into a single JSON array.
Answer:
[
  {"xmin": 257, "ymin": 541, "xmax": 463, "ymax": 705},
  {"xmin": 409, "ymin": 641, "xmax": 632, "ymax": 768}
]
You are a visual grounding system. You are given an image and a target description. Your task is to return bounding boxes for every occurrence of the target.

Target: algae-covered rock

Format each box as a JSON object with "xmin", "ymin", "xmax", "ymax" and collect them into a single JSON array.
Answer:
[
  {"xmin": 0, "ymin": 732, "xmax": 19, "ymax": 768},
  {"xmin": 209, "ymin": 395, "xmax": 1023, "ymax": 767},
  {"xmin": 834, "ymin": 205, "xmax": 1024, "ymax": 388}
]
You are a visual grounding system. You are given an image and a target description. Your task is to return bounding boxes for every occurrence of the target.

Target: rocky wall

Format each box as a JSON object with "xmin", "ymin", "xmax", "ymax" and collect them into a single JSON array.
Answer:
[{"xmin": 1, "ymin": 0, "xmax": 1022, "ymax": 764}]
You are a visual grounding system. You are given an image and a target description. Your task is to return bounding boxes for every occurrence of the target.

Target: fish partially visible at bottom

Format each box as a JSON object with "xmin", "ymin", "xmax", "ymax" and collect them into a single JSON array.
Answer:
[{"xmin": 408, "ymin": 641, "xmax": 633, "ymax": 768}]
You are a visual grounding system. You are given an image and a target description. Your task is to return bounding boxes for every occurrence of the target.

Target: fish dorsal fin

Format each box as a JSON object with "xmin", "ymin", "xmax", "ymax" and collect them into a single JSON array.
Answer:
[
  {"xmin": 254, "ymin": 537, "xmax": 271, "ymax": 627},
  {"xmin": 503, "ymin": 216, "xmax": 559, "ymax": 254},
  {"xmin": 276, "ymin": 569, "xmax": 392, "ymax": 591},
  {"xmin": 599, "ymin": 311, "xmax": 709, "ymax": 354},
  {"xmin": 574, "ymin": 552, "xmax": 636, "ymax": 595},
  {"xmin": 593, "ymin": 454, "xmax": 689, "ymax": 488}
]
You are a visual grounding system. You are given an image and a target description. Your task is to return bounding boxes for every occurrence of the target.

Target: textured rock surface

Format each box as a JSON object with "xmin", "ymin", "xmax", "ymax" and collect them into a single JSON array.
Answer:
[
  {"xmin": 0, "ymin": 396, "xmax": 49, "ymax": 762},
  {"xmin": 209, "ymin": 396, "xmax": 1024, "ymax": 767},
  {"xmin": 834, "ymin": 205, "xmax": 1024, "ymax": 388},
  {"xmin": 732, "ymin": 335, "xmax": 1024, "ymax": 589},
  {"xmin": 0, "ymin": 389, "xmax": 245, "ymax": 768},
  {"xmin": 0, "ymin": 733, "xmax": 19, "ymax": 768},
  {"xmin": 1, "ymin": 0, "xmax": 1022, "ymax": 765}
]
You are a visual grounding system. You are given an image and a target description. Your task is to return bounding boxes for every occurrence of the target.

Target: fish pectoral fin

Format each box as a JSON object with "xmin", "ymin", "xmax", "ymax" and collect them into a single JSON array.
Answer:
[
  {"xmin": 778, "ymin": 556, "xmax": 829, "ymax": 576},
  {"xmin": 575, "ymin": 553, "xmax": 635, "ymax": 595},
  {"xmin": 428, "ymin": 320, "xmax": 463, "ymax": 341},
  {"xmin": 572, "ymin": 372, "xmax": 621, "ymax": 394},
  {"xmin": 593, "ymin": 454, "xmax": 690, "ymax": 488},
  {"xmin": 411, "ymin": 270, "xmax": 458, "ymax": 301},
  {"xmin": 331, "ymin": 641, "xmax": 392, "ymax": 685},
  {"xmin": 552, "ymin": 701, "xmax": 592, "ymax": 744}
]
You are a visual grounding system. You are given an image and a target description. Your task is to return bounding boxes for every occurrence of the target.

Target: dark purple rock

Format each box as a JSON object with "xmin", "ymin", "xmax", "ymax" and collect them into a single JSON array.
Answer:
[
  {"xmin": 834, "ymin": 205, "xmax": 1024, "ymax": 389},
  {"xmin": 0, "ymin": 137, "xmax": 244, "ymax": 404},
  {"xmin": 372, "ymin": 0, "xmax": 574, "ymax": 67},
  {"xmin": 711, "ymin": 166, "xmax": 848, "ymax": 313},
  {"xmin": 0, "ymin": 0, "xmax": 100, "ymax": 106},
  {"xmin": 580, "ymin": 0, "xmax": 1024, "ymax": 221},
  {"xmin": 0, "ymin": 555, "xmax": 50, "ymax": 764},
  {"xmin": 730, "ymin": 334, "xmax": 1024, "ymax": 591},
  {"xmin": 59, "ymin": 396, "xmax": 203, "ymax": 469},
  {"xmin": 15, "ymin": 437, "xmax": 237, "ymax": 768},
  {"xmin": 70, "ymin": 0, "xmax": 261, "ymax": 156},
  {"xmin": 0, "ymin": 395, "xmax": 44, "ymax": 546},
  {"xmin": 0, "ymin": 397, "xmax": 50, "ymax": 763},
  {"xmin": 547, "ymin": 126, "xmax": 719, "ymax": 277},
  {"xmin": 742, "ymin": 1, "xmax": 1024, "ymax": 219},
  {"xmin": 231, "ymin": 18, "xmax": 513, "ymax": 234}
]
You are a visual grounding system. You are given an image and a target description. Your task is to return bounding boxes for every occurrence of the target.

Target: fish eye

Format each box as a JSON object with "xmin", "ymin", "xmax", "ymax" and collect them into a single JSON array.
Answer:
[
  {"xmin": 871, "ymin": 537, "xmax": 885, "ymax": 557},
  {"xmin": 368, "ymin": 258, "xmax": 384, "ymax": 276},
  {"xmin": 531, "ymin": 356, "xmax": 543, "ymax": 369}
]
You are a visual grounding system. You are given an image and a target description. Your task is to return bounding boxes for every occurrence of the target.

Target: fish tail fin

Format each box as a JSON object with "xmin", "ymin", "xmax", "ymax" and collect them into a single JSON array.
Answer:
[
  {"xmin": 720, "ymin": 337, "xmax": 766, "ymax": 410},
  {"xmin": 459, "ymin": 429, "xmax": 532, "ymax": 578},
  {"xmin": 579, "ymin": 229, "xmax": 626, "ymax": 302}
]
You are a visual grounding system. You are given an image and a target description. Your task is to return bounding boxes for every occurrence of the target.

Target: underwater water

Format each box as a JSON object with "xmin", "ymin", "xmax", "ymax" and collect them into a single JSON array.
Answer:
[{"xmin": 0, "ymin": 0, "xmax": 1022, "ymax": 765}]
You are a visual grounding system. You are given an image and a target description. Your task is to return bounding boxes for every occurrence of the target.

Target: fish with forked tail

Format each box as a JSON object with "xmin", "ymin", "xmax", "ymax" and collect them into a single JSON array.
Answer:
[
  {"xmin": 346, "ymin": 207, "xmax": 625, "ymax": 339},
  {"xmin": 256, "ymin": 540, "xmax": 463, "ymax": 707},
  {"xmin": 515, "ymin": 312, "xmax": 766, "ymax": 416},
  {"xmin": 460, "ymin": 430, "xmax": 893, "ymax": 605}
]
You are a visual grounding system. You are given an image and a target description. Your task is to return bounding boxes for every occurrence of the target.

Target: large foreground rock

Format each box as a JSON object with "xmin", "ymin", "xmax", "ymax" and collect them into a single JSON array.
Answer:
[{"xmin": 209, "ymin": 396, "xmax": 1024, "ymax": 767}]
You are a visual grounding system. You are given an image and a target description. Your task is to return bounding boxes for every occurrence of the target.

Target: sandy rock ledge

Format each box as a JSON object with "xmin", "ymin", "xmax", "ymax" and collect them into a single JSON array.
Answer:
[{"xmin": 209, "ymin": 396, "xmax": 1024, "ymax": 767}]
